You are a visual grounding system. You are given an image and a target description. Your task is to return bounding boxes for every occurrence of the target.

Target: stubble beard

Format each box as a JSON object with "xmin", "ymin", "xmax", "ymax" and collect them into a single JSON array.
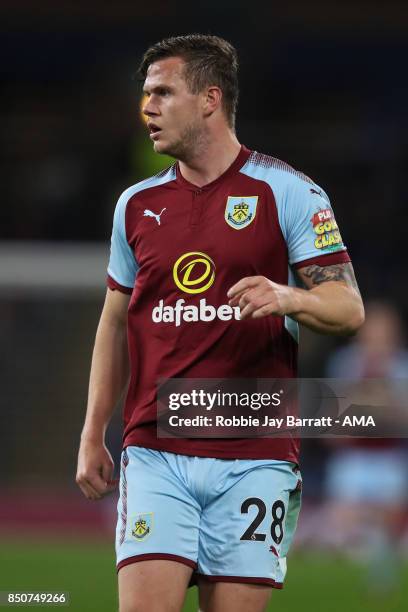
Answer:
[{"xmin": 157, "ymin": 120, "xmax": 208, "ymax": 162}]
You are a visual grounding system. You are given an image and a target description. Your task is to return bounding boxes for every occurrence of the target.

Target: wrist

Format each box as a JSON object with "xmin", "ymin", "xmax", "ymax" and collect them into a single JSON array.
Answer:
[
  {"xmin": 285, "ymin": 287, "xmax": 305, "ymax": 316},
  {"xmin": 81, "ymin": 423, "xmax": 106, "ymax": 444}
]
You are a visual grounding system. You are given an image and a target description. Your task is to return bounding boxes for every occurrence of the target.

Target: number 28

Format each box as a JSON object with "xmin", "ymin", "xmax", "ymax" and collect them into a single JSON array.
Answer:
[{"xmin": 240, "ymin": 497, "xmax": 286, "ymax": 544}]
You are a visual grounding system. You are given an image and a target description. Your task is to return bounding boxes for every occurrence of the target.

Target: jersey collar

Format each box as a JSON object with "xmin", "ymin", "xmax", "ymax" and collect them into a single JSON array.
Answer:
[{"xmin": 175, "ymin": 145, "xmax": 251, "ymax": 191}]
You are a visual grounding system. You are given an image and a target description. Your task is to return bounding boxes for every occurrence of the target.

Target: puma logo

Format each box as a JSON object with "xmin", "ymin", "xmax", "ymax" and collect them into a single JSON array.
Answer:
[
  {"xmin": 143, "ymin": 208, "xmax": 167, "ymax": 225},
  {"xmin": 310, "ymin": 188, "xmax": 323, "ymax": 197}
]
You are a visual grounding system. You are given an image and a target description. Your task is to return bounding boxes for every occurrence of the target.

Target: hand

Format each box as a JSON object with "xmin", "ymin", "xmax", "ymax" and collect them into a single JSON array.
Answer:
[
  {"xmin": 227, "ymin": 276, "xmax": 297, "ymax": 320},
  {"xmin": 76, "ymin": 438, "xmax": 118, "ymax": 500}
]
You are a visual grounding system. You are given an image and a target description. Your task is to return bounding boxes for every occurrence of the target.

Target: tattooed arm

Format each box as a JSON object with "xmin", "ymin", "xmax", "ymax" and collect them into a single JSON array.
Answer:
[
  {"xmin": 292, "ymin": 262, "xmax": 364, "ymax": 334},
  {"xmin": 227, "ymin": 262, "xmax": 364, "ymax": 336},
  {"xmin": 297, "ymin": 262, "xmax": 360, "ymax": 293}
]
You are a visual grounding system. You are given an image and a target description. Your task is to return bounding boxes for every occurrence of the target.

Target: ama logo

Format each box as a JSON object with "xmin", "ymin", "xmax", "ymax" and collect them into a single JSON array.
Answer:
[{"xmin": 152, "ymin": 251, "xmax": 241, "ymax": 327}]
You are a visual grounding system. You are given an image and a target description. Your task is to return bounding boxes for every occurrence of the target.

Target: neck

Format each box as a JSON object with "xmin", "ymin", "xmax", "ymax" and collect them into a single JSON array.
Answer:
[{"xmin": 178, "ymin": 129, "xmax": 241, "ymax": 187}]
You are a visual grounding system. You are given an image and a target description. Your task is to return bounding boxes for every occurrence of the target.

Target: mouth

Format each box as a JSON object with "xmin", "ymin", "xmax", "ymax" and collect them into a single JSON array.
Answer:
[{"xmin": 148, "ymin": 123, "xmax": 162, "ymax": 140}]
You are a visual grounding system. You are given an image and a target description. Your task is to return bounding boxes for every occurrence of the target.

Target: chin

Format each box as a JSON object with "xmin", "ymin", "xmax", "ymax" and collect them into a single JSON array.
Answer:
[
  {"xmin": 154, "ymin": 137, "xmax": 185, "ymax": 160},
  {"xmin": 153, "ymin": 140, "xmax": 171, "ymax": 155}
]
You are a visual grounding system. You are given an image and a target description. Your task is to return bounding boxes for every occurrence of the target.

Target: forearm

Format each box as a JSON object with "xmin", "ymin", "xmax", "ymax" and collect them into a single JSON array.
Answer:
[
  {"xmin": 82, "ymin": 315, "xmax": 129, "ymax": 442},
  {"xmin": 228, "ymin": 269, "xmax": 365, "ymax": 336},
  {"xmin": 289, "ymin": 282, "xmax": 365, "ymax": 335}
]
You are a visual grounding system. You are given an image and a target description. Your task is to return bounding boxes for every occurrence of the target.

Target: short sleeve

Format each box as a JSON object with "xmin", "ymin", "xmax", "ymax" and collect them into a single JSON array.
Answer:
[
  {"xmin": 107, "ymin": 190, "xmax": 139, "ymax": 292},
  {"xmin": 279, "ymin": 177, "xmax": 350, "ymax": 268}
]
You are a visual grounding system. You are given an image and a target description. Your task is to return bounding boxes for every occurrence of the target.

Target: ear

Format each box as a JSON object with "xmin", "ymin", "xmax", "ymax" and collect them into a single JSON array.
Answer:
[{"xmin": 203, "ymin": 86, "xmax": 222, "ymax": 117}]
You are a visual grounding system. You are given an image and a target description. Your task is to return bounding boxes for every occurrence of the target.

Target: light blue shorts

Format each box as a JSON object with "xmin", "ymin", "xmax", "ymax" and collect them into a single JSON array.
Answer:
[{"xmin": 116, "ymin": 446, "xmax": 302, "ymax": 588}]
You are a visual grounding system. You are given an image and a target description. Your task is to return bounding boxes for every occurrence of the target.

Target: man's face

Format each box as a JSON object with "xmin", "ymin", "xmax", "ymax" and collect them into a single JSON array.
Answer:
[{"xmin": 142, "ymin": 57, "xmax": 205, "ymax": 159}]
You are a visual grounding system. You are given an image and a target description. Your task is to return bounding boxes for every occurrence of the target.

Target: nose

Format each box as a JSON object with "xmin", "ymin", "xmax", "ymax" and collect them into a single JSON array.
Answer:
[{"xmin": 142, "ymin": 95, "xmax": 158, "ymax": 118}]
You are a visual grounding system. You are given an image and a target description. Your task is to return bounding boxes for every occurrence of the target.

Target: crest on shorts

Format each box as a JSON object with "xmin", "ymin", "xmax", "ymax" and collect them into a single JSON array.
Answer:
[
  {"xmin": 130, "ymin": 513, "xmax": 153, "ymax": 541},
  {"xmin": 225, "ymin": 196, "xmax": 258, "ymax": 230}
]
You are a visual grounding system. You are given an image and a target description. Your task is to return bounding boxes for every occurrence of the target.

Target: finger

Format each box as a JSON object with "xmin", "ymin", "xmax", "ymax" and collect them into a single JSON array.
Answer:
[
  {"xmin": 81, "ymin": 470, "xmax": 113, "ymax": 497},
  {"xmin": 100, "ymin": 462, "xmax": 119, "ymax": 495},
  {"xmin": 227, "ymin": 276, "xmax": 264, "ymax": 300},
  {"xmin": 101, "ymin": 460, "xmax": 114, "ymax": 484},
  {"xmin": 228, "ymin": 288, "xmax": 248, "ymax": 307},
  {"xmin": 233, "ymin": 287, "xmax": 269, "ymax": 313},
  {"xmin": 237, "ymin": 291, "xmax": 252, "ymax": 311},
  {"xmin": 239, "ymin": 293, "xmax": 273, "ymax": 320},
  {"xmin": 83, "ymin": 476, "xmax": 117, "ymax": 499},
  {"xmin": 251, "ymin": 303, "xmax": 279, "ymax": 319},
  {"xmin": 76, "ymin": 469, "xmax": 102, "ymax": 499},
  {"xmin": 93, "ymin": 467, "xmax": 119, "ymax": 496},
  {"xmin": 77, "ymin": 479, "xmax": 103, "ymax": 501},
  {"xmin": 104, "ymin": 480, "xmax": 119, "ymax": 495},
  {"xmin": 239, "ymin": 304, "xmax": 256, "ymax": 320},
  {"xmin": 229, "ymin": 286, "xmax": 261, "ymax": 308}
]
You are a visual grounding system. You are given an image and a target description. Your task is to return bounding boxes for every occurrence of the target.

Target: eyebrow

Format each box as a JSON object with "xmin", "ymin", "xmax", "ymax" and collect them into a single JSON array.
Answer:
[{"xmin": 142, "ymin": 84, "xmax": 173, "ymax": 94}]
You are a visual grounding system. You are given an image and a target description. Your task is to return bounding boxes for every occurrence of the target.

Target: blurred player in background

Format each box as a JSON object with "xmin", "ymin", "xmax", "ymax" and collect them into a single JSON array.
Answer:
[
  {"xmin": 324, "ymin": 301, "xmax": 408, "ymax": 591},
  {"xmin": 76, "ymin": 34, "xmax": 364, "ymax": 612}
]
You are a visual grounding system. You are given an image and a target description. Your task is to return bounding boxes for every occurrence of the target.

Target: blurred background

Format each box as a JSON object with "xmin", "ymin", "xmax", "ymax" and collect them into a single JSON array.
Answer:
[{"xmin": 1, "ymin": 1, "xmax": 408, "ymax": 610}]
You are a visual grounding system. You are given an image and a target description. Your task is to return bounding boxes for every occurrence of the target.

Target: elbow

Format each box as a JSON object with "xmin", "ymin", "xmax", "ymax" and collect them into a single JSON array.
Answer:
[{"xmin": 341, "ymin": 302, "xmax": 365, "ymax": 336}]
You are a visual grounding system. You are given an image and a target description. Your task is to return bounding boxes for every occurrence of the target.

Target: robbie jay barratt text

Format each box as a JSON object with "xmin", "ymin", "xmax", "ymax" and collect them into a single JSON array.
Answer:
[{"xmin": 166, "ymin": 415, "xmax": 376, "ymax": 427}]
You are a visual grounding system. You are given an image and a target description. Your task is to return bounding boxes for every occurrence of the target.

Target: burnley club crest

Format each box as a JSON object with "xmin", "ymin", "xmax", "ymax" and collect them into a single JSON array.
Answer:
[
  {"xmin": 131, "ymin": 513, "xmax": 153, "ymax": 541},
  {"xmin": 225, "ymin": 196, "xmax": 258, "ymax": 230}
]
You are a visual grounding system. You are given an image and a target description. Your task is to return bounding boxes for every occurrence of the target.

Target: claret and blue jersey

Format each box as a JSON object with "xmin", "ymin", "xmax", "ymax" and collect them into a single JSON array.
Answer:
[{"xmin": 107, "ymin": 145, "xmax": 350, "ymax": 462}]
